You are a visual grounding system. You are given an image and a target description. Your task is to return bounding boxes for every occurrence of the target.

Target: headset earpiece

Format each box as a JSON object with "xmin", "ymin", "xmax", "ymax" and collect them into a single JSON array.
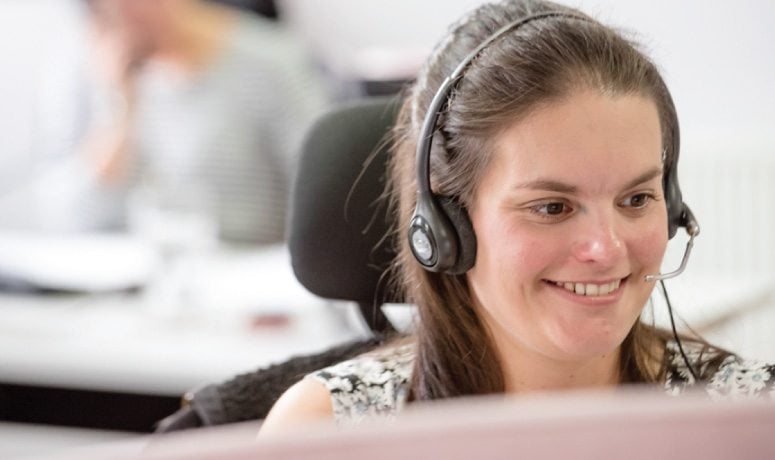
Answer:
[
  {"xmin": 409, "ymin": 194, "xmax": 475, "ymax": 274},
  {"xmin": 664, "ymin": 162, "xmax": 684, "ymax": 239},
  {"xmin": 409, "ymin": 194, "xmax": 456, "ymax": 271},
  {"xmin": 437, "ymin": 196, "xmax": 476, "ymax": 274}
]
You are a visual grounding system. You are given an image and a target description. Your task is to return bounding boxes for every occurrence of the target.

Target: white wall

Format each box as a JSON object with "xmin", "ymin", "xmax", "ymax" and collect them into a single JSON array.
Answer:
[
  {"xmin": 572, "ymin": 0, "xmax": 775, "ymax": 158},
  {"xmin": 0, "ymin": 0, "xmax": 87, "ymax": 191}
]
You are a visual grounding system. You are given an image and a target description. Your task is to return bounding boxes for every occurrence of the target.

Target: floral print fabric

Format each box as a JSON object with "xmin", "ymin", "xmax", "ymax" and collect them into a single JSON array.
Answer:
[
  {"xmin": 310, "ymin": 343, "xmax": 414, "ymax": 427},
  {"xmin": 310, "ymin": 341, "xmax": 775, "ymax": 426},
  {"xmin": 665, "ymin": 341, "xmax": 775, "ymax": 399}
]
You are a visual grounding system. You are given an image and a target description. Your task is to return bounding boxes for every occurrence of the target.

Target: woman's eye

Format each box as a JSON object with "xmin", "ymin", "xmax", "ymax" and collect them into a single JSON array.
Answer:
[
  {"xmin": 529, "ymin": 201, "xmax": 572, "ymax": 218},
  {"xmin": 622, "ymin": 193, "xmax": 652, "ymax": 209},
  {"xmin": 543, "ymin": 202, "xmax": 566, "ymax": 215}
]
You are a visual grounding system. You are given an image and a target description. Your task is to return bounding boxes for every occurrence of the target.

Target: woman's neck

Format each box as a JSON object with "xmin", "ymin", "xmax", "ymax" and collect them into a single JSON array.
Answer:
[
  {"xmin": 501, "ymin": 348, "xmax": 621, "ymax": 394},
  {"xmin": 484, "ymin": 326, "xmax": 622, "ymax": 394}
]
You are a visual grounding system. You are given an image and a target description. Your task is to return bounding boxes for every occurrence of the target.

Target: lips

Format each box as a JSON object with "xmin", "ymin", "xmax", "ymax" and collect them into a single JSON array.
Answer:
[{"xmin": 544, "ymin": 277, "xmax": 627, "ymax": 297}]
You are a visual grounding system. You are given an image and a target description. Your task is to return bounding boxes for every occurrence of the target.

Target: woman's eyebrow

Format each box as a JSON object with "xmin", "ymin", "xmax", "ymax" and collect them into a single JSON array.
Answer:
[
  {"xmin": 512, "ymin": 179, "xmax": 578, "ymax": 194},
  {"xmin": 622, "ymin": 166, "xmax": 663, "ymax": 190},
  {"xmin": 511, "ymin": 167, "xmax": 663, "ymax": 194}
]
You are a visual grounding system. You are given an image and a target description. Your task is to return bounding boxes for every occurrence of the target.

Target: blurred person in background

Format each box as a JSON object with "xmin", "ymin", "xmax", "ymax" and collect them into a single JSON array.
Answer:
[
  {"xmin": 82, "ymin": 0, "xmax": 328, "ymax": 244},
  {"xmin": 0, "ymin": 0, "xmax": 327, "ymax": 244}
]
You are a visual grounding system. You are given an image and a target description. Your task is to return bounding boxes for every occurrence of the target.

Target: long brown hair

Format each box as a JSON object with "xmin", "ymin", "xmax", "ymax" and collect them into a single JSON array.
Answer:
[{"xmin": 387, "ymin": 0, "xmax": 683, "ymax": 400}]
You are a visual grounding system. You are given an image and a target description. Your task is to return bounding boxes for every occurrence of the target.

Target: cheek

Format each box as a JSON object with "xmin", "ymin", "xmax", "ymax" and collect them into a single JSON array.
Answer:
[
  {"xmin": 472, "ymin": 217, "xmax": 563, "ymax": 292},
  {"xmin": 629, "ymin": 217, "xmax": 669, "ymax": 269}
]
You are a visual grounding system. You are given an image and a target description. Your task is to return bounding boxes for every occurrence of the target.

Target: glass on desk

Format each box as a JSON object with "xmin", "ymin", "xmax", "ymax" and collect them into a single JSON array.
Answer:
[{"xmin": 127, "ymin": 180, "xmax": 218, "ymax": 315}]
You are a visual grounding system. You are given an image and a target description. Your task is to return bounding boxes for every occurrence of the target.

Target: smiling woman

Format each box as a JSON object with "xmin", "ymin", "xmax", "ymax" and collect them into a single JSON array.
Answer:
[
  {"xmin": 258, "ymin": 0, "xmax": 775, "ymax": 434},
  {"xmin": 466, "ymin": 90, "xmax": 668, "ymax": 389}
]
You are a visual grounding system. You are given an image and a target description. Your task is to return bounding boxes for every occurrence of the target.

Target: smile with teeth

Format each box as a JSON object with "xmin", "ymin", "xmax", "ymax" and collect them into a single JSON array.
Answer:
[{"xmin": 548, "ymin": 278, "xmax": 623, "ymax": 297}]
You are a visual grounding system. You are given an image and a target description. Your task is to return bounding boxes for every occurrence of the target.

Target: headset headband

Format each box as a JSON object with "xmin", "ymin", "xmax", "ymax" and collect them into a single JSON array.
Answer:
[{"xmin": 415, "ymin": 12, "xmax": 589, "ymax": 196}]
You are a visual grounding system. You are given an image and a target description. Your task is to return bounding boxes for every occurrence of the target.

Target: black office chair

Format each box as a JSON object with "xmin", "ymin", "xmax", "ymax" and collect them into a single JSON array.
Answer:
[
  {"xmin": 154, "ymin": 96, "xmax": 404, "ymax": 432},
  {"xmin": 289, "ymin": 96, "xmax": 404, "ymax": 333},
  {"xmin": 209, "ymin": 0, "xmax": 279, "ymax": 19}
]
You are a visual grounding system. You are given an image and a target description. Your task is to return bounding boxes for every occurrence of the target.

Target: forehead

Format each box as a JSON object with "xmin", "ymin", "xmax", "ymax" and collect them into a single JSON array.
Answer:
[{"xmin": 484, "ymin": 90, "xmax": 663, "ymax": 194}]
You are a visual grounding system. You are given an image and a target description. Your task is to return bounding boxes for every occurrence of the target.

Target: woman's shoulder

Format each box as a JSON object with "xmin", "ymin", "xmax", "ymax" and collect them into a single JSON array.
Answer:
[
  {"xmin": 258, "ymin": 374, "xmax": 334, "ymax": 437},
  {"xmin": 664, "ymin": 340, "xmax": 775, "ymax": 399},
  {"xmin": 259, "ymin": 341, "xmax": 416, "ymax": 435}
]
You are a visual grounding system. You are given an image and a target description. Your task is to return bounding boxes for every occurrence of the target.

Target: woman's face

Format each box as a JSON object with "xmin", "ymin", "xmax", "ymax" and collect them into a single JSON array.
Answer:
[{"xmin": 467, "ymin": 89, "xmax": 668, "ymax": 363}]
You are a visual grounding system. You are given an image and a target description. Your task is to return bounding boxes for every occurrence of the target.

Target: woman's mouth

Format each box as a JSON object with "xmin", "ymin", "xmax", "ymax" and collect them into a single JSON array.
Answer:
[{"xmin": 543, "ymin": 277, "xmax": 628, "ymax": 297}]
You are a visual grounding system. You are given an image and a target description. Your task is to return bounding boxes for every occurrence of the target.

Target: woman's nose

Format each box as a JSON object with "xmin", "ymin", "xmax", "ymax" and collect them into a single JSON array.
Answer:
[{"xmin": 571, "ymin": 213, "xmax": 627, "ymax": 266}]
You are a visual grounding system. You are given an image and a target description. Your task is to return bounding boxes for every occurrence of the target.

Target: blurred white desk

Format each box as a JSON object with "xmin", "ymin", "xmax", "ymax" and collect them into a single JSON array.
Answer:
[
  {"xmin": 0, "ymin": 242, "xmax": 367, "ymax": 396},
  {"xmin": 0, "ymin": 238, "xmax": 372, "ymax": 450}
]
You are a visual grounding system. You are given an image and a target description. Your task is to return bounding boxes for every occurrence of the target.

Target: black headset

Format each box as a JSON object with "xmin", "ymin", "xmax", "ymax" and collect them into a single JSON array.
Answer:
[{"xmin": 408, "ymin": 12, "xmax": 698, "ymax": 275}]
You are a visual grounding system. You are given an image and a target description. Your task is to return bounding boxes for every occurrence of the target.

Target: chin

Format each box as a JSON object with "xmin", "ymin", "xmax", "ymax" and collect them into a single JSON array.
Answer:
[{"xmin": 551, "ymin": 325, "xmax": 630, "ymax": 361}]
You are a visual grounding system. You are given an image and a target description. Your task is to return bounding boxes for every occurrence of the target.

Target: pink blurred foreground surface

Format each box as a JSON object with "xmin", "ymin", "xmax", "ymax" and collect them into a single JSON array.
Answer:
[{"xmin": 26, "ymin": 389, "xmax": 775, "ymax": 460}]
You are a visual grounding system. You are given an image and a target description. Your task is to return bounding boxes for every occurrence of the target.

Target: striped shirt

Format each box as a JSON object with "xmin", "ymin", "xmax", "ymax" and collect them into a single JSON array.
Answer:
[{"xmin": 129, "ymin": 12, "xmax": 327, "ymax": 243}]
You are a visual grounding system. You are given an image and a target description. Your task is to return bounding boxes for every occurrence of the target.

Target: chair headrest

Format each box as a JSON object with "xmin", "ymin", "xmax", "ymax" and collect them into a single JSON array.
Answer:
[{"xmin": 289, "ymin": 97, "xmax": 403, "ymax": 306}]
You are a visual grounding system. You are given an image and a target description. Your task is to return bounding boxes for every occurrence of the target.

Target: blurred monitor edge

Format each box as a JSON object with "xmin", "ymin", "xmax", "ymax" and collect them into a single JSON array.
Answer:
[{"xmin": 25, "ymin": 388, "xmax": 775, "ymax": 460}]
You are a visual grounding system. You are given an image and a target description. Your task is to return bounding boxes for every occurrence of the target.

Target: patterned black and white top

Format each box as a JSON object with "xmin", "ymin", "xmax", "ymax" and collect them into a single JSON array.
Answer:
[{"xmin": 309, "ymin": 342, "xmax": 775, "ymax": 426}]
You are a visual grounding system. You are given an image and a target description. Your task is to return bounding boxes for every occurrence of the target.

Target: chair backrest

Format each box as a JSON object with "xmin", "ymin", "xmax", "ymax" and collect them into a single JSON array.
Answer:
[{"xmin": 288, "ymin": 96, "xmax": 403, "ymax": 332}]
